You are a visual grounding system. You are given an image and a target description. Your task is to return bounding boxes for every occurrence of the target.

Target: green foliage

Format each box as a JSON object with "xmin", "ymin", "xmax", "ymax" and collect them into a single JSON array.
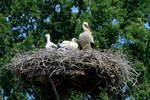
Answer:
[
  {"xmin": 99, "ymin": 90, "xmax": 109, "ymax": 100},
  {"xmin": 0, "ymin": 0, "xmax": 150, "ymax": 99},
  {"xmin": 69, "ymin": 91, "xmax": 83, "ymax": 100}
]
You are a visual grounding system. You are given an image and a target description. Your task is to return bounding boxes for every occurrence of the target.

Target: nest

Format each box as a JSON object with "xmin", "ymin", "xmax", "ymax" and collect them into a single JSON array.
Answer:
[{"xmin": 8, "ymin": 48, "xmax": 138, "ymax": 94}]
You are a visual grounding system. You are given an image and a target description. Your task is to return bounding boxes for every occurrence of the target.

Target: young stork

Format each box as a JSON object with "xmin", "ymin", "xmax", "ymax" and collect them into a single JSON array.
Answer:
[
  {"xmin": 58, "ymin": 38, "xmax": 78, "ymax": 50},
  {"xmin": 79, "ymin": 22, "xmax": 94, "ymax": 50},
  {"xmin": 45, "ymin": 34, "xmax": 57, "ymax": 49}
]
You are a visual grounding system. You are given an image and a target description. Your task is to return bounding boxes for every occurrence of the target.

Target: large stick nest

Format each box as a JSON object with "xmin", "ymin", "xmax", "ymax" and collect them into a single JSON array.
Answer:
[{"xmin": 8, "ymin": 48, "xmax": 138, "ymax": 92}]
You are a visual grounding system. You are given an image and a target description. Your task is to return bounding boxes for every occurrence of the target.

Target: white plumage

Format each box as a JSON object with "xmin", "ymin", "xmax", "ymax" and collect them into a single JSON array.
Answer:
[
  {"xmin": 79, "ymin": 22, "xmax": 94, "ymax": 50},
  {"xmin": 58, "ymin": 38, "xmax": 78, "ymax": 49},
  {"xmin": 45, "ymin": 34, "xmax": 57, "ymax": 49}
]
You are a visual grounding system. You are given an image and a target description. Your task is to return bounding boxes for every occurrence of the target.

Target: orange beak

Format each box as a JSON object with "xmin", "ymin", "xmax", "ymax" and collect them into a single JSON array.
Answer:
[{"xmin": 84, "ymin": 24, "xmax": 92, "ymax": 32}]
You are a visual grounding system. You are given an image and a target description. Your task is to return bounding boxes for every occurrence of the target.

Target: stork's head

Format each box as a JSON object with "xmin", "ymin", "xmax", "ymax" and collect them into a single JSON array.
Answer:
[
  {"xmin": 82, "ymin": 22, "xmax": 92, "ymax": 32},
  {"xmin": 45, "ymin": 34, "xmax": 51, "ymax": 42},
  {"xmin": 45, "ymin": 34, "xmax": 50, "ymax": 38},
  {"xmin": 71, "ymin": 38, "xmax": 78, "ymax": 42}
]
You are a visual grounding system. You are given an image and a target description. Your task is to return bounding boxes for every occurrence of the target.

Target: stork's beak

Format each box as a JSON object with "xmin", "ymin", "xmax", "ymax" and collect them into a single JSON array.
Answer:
[{"xmin": 84, "ymin": 24, "xmax": 92, "ymax": 32}]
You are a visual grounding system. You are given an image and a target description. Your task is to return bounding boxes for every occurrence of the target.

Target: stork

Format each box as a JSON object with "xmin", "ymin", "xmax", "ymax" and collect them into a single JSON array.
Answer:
[
  {"xmin": 58, "ymin": 38, "xmax": 78, "ymax": 50},
  {"xmin": 45, "ymin": 34, "xmax": 57, "ymax": 49},
  {"xmin": 79, "ymin": 22, "xmax": 94, "ymax": 50}
]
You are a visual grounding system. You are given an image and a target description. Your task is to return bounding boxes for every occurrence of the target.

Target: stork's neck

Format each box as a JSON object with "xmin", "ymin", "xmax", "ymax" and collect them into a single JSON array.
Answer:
[
  {"xmin": 83, "ymin": 25, "xmax": 91, "ymax": 33},
  {"xmin": 46, "ymin": 35, "xmax": 51, "ymax": 43}
]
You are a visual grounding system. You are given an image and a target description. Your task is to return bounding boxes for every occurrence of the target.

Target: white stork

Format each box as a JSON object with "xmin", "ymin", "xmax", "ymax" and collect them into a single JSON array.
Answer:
[
  {"xmin": 58, "ymin": 38, "xmax": 78, "ymax": 49},
  {"xmin": 79, "ymin": 22, "xmax": 94, "ymax": 50},
  {"xmin": 45, "ymin": 34, "xmax": 57, "ymax": 49}
]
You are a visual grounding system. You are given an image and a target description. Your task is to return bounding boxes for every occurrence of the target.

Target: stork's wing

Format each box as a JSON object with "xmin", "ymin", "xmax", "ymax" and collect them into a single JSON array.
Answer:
[
  {"xmin": 79, "ymin": 32, "xmax": 94, "ymax": 43},
  {"xmin": 58, "ymin": 42, "xmax": 69, "ymax": 48},
  {"xmin": 61, "ymin": 41, "xmax": 70, "ymax": 44},
  {"xmin": 51, "ymin": 43, "xmax": 58, "ymax": 48}
]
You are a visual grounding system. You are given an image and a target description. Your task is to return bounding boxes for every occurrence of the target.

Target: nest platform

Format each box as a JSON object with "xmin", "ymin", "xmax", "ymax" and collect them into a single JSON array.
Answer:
[{"xmin": 8, "ymin": 48, "xmax": 138, "ymax": 98}]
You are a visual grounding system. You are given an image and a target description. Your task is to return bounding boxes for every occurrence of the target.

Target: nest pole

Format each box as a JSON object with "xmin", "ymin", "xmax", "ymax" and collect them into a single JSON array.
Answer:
[{"xmin": 49, "ymin": 78, "xmax": 60, "ymax": 100}]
